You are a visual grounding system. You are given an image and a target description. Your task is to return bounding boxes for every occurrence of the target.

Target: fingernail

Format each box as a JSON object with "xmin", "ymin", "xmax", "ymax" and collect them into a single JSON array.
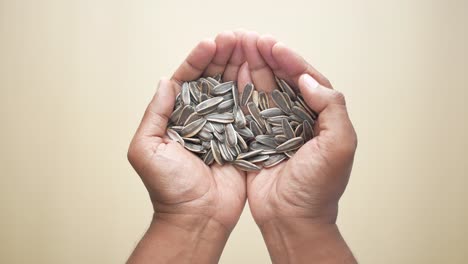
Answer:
[{"xmin": 302, "ymin": 74, "xmax": 319, "ymax": 89}]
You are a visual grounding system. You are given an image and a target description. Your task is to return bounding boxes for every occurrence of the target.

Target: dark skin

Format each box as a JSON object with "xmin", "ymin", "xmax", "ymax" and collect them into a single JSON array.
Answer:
[{"xmin": 127, "ymin": 31, "xmax": 357, "ymax": 264}]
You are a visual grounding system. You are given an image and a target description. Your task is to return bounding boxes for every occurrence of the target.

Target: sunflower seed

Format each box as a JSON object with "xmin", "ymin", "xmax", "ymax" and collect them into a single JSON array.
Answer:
[
  {"xmin": 169, "ymin": 105, "xmax": 184, "ymax": 123},
  {"xmin": 263, "ymin": 154, "xmax": 287, "ymax": 168},
  {"xmin": 237, "ymin": 133, "xmax": 248, "ymax": 151},
  {"xmin": 202, "ymin": 140, "xmax": 211, "ymax": 149},
  {"xmin": 274, "ymin": 134, "xmax": 288, "ymax": 145},
  {"xmin": 181, "ymin": 82, "xmax": 191, "ymax": 105},
  {"xmin": 236, "ymin": 149, "xmax": 263, "ymax": 160},
  {"xmin": 219, "ymin": 142, "xmax": 234, "ymax": 161},
  {"xmin": 217, "ymin": 99, "xmax": 235, "ymax": 112},
  {"xmin": 225, "ymin": 124, "xmax": 237, "ymax": 147},
  {"xmin": 195, "ymin": 97, "xmax": 224, "ymax": 115},
  {"xmin": 282, "ymin": 119, "xmax": 295, "ymax": 139},
  {"xmin": 276, "ymin": 78, "xmax": 297, "ymax": 100},
  {"xmin": 200, "ymin": 93, "xmax": 209, "ymax": 102},
  {"xmin": 184, "ymin": 142, "xmax": 205, "ymax": 153},
  {"xmin": 213, "ymin": 73, "xmax": 222, "ymax": 82},
  {"xmin": 235, "ymin": 127, "xmax": 255, "ymax": 140},
  {"xmin": 247, "ymin": 102, "xmax": 265, "ymax": 129},
  {"xmin": 177, "ymin": 105, "xmax": 195, "ymax": 125},
  {"xmin": 213, "ymin": 129, "xmax": 225, "ymax": 142},
  {"xmin": 297, "ymin": 95, "xmax": 318, "ymax": 120},
  {"xmin": 211, "ymin": 81, "xmax": 233, "ymax": 95},
  {"xmin": 184, "ymin": 112, "xmax": 203, "ymax": 126},
  {"xmin": 276, "ymin": 137, "xmax": 304, "ymax": 152},
  {"xmin": 198, "ymin": 129, "xmax": 213, "ymax": 141},
  {"xmin": 166, "ymin": 128, "xmax": 184, "ymax": 146},
  {"xmin": 283, "ymin": 92, "xmax": 293, "ymax": 109},
  {"xmin": 241, "ymin": 83, "xmax": 254, "ymax": 106},
  {"xmin": 232, "ymin": 82, "xmax": 240, "ymax": 106},
  {"xmin": 233, "ymin": 160, "xmax": 261, "ymax": 171},
  {"xmin": 203, "ymin": 149, "xmax": 214, "ymax": 165},
  {"xmin": 205, "ymin": 113, "xmax": 234, "ymax": 123},
  {"xmin": 181, "ymin": 118, "xmax": 207, "ymax": 137},
  {"xmin": 294, "ymin": 124, "xmax": 304, "ymax": 137},
  {"xmin": 211, "ymin": 140, "xmax": 223, "ymax": 165},
  {"xmin": 201, "ymin": 81, "xmax": 210, "ymax": 95},
  {"xmin": 285, "ymin": 151, "xmax": 296, "ymax": 158},
  {"xmin": 260, "ymin": 108, "xmax": 284, "ymax": 118},
  {"xmin": 206, "ymin": 77, "xmax": 220, "ymax": 87},
  {"xmin": 183, "ymin": 137, "xmax": 201, "ymax": 144},
  {"xmin": 211, "ymin": 122, "xmax": 224, "ymax": 133},
  {"xmin": 259, "ymin": 92, "xmax": 269, "ymax": 111},
  {"xmin": 292, "ymin": 106, "xmax": 315, "ymax": 126},
  {"xmin": 170, "ymin": 126, "xmax": 183, "ymax": 133},
  {"xmin": 255, "ymin": 135, "xmax": 278, "ymax": 149},
  {"xmin": 302, "ymin": 120, "xmax": 314, "ymax": 141},
  {"xmin": 272, "ymin": 90, "xmax": 291, "ymax": 114},
  {"xmin": 248, "ymin": 155, "xmax": 270, "ymax": 163},
  {"xmin": 267, "ymin": 115, "xmax": 289, "ymax": 126},
  {"xmin": 233, "ymin": 105, "xmax": 246, "ymax": 128},
  {"xmin": 252, "ymin": 90, "xmax": 259, "ymax": 107},
  {"xmin": 250, "ymin": 120, "xmax": 263, "ymax": 136}
]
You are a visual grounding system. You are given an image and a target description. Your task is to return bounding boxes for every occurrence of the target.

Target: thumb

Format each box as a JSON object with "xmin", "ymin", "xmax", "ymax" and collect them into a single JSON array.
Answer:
[
  {"xmin": 136, "ymin": 78, "xmax": 176, "ymax": 138},
  {"xmin": 298, "ymin": 74, "xmax": 357, "ymax": 157}
]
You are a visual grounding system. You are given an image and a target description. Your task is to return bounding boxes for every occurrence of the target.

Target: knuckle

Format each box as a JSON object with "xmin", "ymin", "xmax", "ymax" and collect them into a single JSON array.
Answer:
[{"xmin": 330, "ymin": 90, "xmax": 346, "ymax": 105}]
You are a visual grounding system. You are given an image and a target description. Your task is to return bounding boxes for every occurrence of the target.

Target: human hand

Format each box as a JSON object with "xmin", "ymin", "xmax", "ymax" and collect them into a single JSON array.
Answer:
[
  {"xmin": 240, "ymin": 32, "xmax": 358, "ymax": 263},
  {"xmin": 127, "ymin": 31, "xmax": 248, "ymax": 263}
]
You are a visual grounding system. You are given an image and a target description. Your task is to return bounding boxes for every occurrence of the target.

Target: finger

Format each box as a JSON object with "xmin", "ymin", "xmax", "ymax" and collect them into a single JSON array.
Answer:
[
  {"xmin": 237, "ymin": 62, "xmax": 252, "ymax": 96},
  {"xmin": 223, "ymin": 30, "xmax": 247, "ymax": 81},
  {"xmin": 203, "ymin": 31, "xmax": 237, "ymax": 77},
  {"xmin": 257, "ymin": 34, "xmax": 280, "ymax": 70},
  {"xmin": 272, "ymin": 42, "xmax": 333, "ymax": 88},
  {"xmin": 171, "ymin": 39, "xmax": 216, "ymax": 85},
  {"xmin": 242, "ymin": 31, "xmax": 277, "ymax": 93},
  {"xmin": 298, "ymin": 74, "xmax": 356, "ymax": 154},
  {"xmin": 136, "ymin": 79, "xmax": 176, "ymax": 138}
]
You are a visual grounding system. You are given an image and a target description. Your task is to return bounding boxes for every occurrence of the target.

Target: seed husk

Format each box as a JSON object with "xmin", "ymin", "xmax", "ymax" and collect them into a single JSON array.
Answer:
[
  {"xmin": 177, "ymin": 105, "xmax": 195, "ymax": 125},
  {"xmin": 205, "ymin": 113, "xmax": 235, "ymax": 123},
  {"xmin": 184, "ymin": 142, "xmax": 205, "ymax": 153},
  {"xmin": 294, "ymin": 124, "xmax": 303, "ymax": 137},
  {"xmin": 225, "ymin": 124, "xmax": 237, "ymax": 147},
  {"xmin": 211, "ymin": 81, "xmax": 233, "ymax": 95},
  {"xmin": 181, "ymin": 82, "xmax": 191, "ymax": 105},
  {"xmin": 211, "ymin": 140, "xmax": 223, "ymax": 165},
  {"xmin": 248, "ymin": 155, "xmax": 270, "ymax": 163},
  {"xmin": 260, "ymin": 107, "xmax": 284, "ymax": 118},
  {"xmin": 264, "ymin": 154, "xmax": 287, "ymax": 168},
  {"xmin": 233, "ymin": 160, "xmax": 261, "ymax": 171},
  {"xmin": 181, "ymin": 118, "xmax": 207, "ymax": 137},
  {"xmin": 203, "ymin": 149, "xmax": 214, "ymax": 165},
  {"xmin": 276, "ymin": 78, "xmax": 297, "ymax": 100},
  {"xmin": 195, "ymin": 97, "xmax": 224, "ymax": 115},
  {"xmin": 241, "ymin": 83, "xmax": 254, "ymax": 106},
  {"xmin": 237, "ymin": 133, "xmax": 249, "ymax": 152},
  {"xmin": 217, "ymin": 99, "xmax": 234, "ymax": 112},
  {"xmin": 250, "ymin": 120, "xmax": 263, "ymax": 137},
  {"xmin": 282, "ymin": 119, "xmax": 295, "ymax": 139},
  {"xmin": 255, "ymin": 135, "xmax": 278, "ymax": 149},
  {"xmin": 272, "ymin": 90, "xmax": 291, "ymax": 114},
  {"xmin": 302, "ymin": 120, "xmax": 314, "ymax": 141},
  {"xmin": 274, "ymin": 134, "xmax": 288, "ymax": 145},
  {"xmin": 184, "ymin": 112, "xmax": 203, "ymax": 126},
  {"xmin": 247, "ymin": 102, "xmax": 265, "ymax": 129},
  {"xmin": 259, "ymin": 92, "xmax": 269, "ymax": 111},
  {"xmin": 166, "ymin": 128, "xmax": 184, "ymax": 146},
  {"xmin": 233, "ymin": 105, "xmax": 246, "ymax": 128},
  {"xmin": 276, "ymin": 137, "xmax": 304, "ymax": 152},
  {"xmin": 236, "ymin": 149, "xmax": 263, "ymax": 160},
  {"xmin": 232, "ymin": 82, "xmax": 240, "ymax": 106},
  {"xmin": 292, "ymin": 106, "xmax": 315, "ymax": 126},
  {"xmin": 219, "ymin": 142, "xmax": 234, "ymax": 161},
  {"xmin": 170, "ymin": 105, "xmax": 184, "ymax": 124},
  {"xmin": 235, "ymin": 127, "xmax": 255, "ymax": 140}
]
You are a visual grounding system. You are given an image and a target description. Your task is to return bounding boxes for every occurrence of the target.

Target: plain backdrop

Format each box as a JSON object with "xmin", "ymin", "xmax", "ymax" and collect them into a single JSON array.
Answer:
[{"xmin": 1, "ymin": 0, "xmax": 467, "ymax": 263}]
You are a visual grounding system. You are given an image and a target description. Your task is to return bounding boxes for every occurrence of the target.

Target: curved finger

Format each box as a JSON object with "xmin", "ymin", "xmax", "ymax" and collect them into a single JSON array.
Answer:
[
  {"xmin": 272, "ymin": 42, "xmax": 333, "ymax": 88},
  {"xmin": 171, "ymin": 39, "xmax": 216, "ymax": 85},
  {"xmin": 242, "ymin": 31, "xmax": 276, "ymax": 93},
  {"xmin": 136, "ymin": 79, "xmax": 176, "ymax": 138},
  {"xmin": 203, "ymin": 31, "xmax": 237, "ymax": 78},
  {"xmin": 223, "ymin": 30, "xmax": 247, "ymax": 81}
]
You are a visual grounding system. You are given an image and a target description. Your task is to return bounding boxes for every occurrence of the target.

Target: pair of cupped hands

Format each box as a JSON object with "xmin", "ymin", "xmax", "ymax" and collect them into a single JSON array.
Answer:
[{"xmin": 128, "ymin": 31, "xmax": 357, "ymax": 263}]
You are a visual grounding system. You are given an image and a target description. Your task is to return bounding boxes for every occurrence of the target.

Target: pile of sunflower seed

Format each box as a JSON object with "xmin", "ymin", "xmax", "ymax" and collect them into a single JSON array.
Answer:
[{"xmin": 166, "ymin": 74, "xmax": 317, "ymax": 171}]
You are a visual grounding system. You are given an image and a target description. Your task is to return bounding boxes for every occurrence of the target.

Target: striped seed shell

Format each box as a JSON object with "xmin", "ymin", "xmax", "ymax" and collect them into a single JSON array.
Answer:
[
  {"xmin": 259, "ymin": 92, "xmax": 269, "ymax": 111},
  {"xmin": 263, "ymin": 154, "xmax": 287, "ymax": 168},
  {"xmin": 237, "ymin": 133, "xmax": 249, "ymax": 151},
  {"xmin": 181, "ymin": 118, "xmax": 207, "ymax": 137},
  {"xmin": 302, "ymin": 120, "xmax": 314, "ymax": 141},
  {"xmin": 195, "ymin": 97, "xmax": 224, "ymax": 115},
  {"xmin": 236, "ymin": 149, "xmax": 263, "ymax": 160},
  {"xmin": 255, "ymin": 135, "xmax": 278, "ymax": 149},
  {"xmin": 205, "ymin": 113, "xmax": 234, "ymax": 123},
  {"xmin": 281, "ymin": 119, "xmax": 295, "ymax": 139},
  {"xmin": 248, "ymin": 155, "xmax": 270, "ymax": 163},
  {"xmin": 169, "ymin": 105, "xmax": 184, "ymax": 124},
  {"xmin": 184, "ymin": 112, "xmax": 203, "ymax": 126},
  {"xmin": 203, "ymin": 149, "xmax": 214, "ymax": 165},
  {"xmin": 166, "ymin": 128, "xmax": 184, "ymax": 146},
  {"xmin": 211, "ymin": 81, "xmax": 233, "ymax": 95},
  {"xmin": 235, "ymin": 127, "xmax": 255, "ymax": 140},
  {"xmin": 211, "ymin": 140, "xmax": 224, "ymax": 165},
  {"xmin": 247, "ymin": 102, "xmax": 265, "ymax": 129},
  {"xmin": 233, "ymin": 105, "xmax": 246, "ymax": 128},
  {"xmin": 241, "ymin": 83, "xmax": 254, "ymax": 106},
  {"xmin": 260, "ymin": 107, "xmax": 284, "ymax": 118},
  {"xmin": 225, "ymin": 124, "xmax": 237, "ymax": 147},
  {"xmin": 250, "ymin": 120, "xmax": 263, "ymax": 137},
  {"xmin": 177, "ymin": 105, "xmax": 195, "ymax": 125},
  {"xmin": 233, "ymin": 160, "xmax": 261, "ymax": 171},
  {"xmin": 232, "ymin": 82, "xmax": 240, "ymax": 106},
  {"xmin": 217, "ymin": 99, "xmax": 234, "ymax": 112},
  {"xmin": 184, "ymin": 142, "xmax": 205, "ymax": 153},
  {"xmin": 181, "ymin": 82, "xmax": 191, "ymax": 105},
  {"xmin": 276, "ymin": 137, "xmax": 304, "ymax": 152},
  {"xmin": 292, "ymin": 106, "xmax": 315, "ymax": 126},
  {"xmin": 219, "ymin": 142, "xmax": 234, "ymax": 161},
  {"xmin": 272, "ymin": 90, "xmax": 291, "ymax": 114}
]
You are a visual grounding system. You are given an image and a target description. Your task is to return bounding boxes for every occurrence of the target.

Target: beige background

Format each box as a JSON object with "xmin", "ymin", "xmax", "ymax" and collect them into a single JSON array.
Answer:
[{"xmin": 1, "ymin": 0, "xmax": 467, "ymax": 263}]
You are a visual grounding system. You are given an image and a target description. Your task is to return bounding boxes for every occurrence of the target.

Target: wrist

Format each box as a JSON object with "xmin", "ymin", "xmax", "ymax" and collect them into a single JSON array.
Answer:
[
  {"xmin": 127, "ymin": 213, "xmax": 231, "ymax": 264},
  {"xmin": 259, "ymin": 218, "xmax": 356, "ymax": 264}
]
